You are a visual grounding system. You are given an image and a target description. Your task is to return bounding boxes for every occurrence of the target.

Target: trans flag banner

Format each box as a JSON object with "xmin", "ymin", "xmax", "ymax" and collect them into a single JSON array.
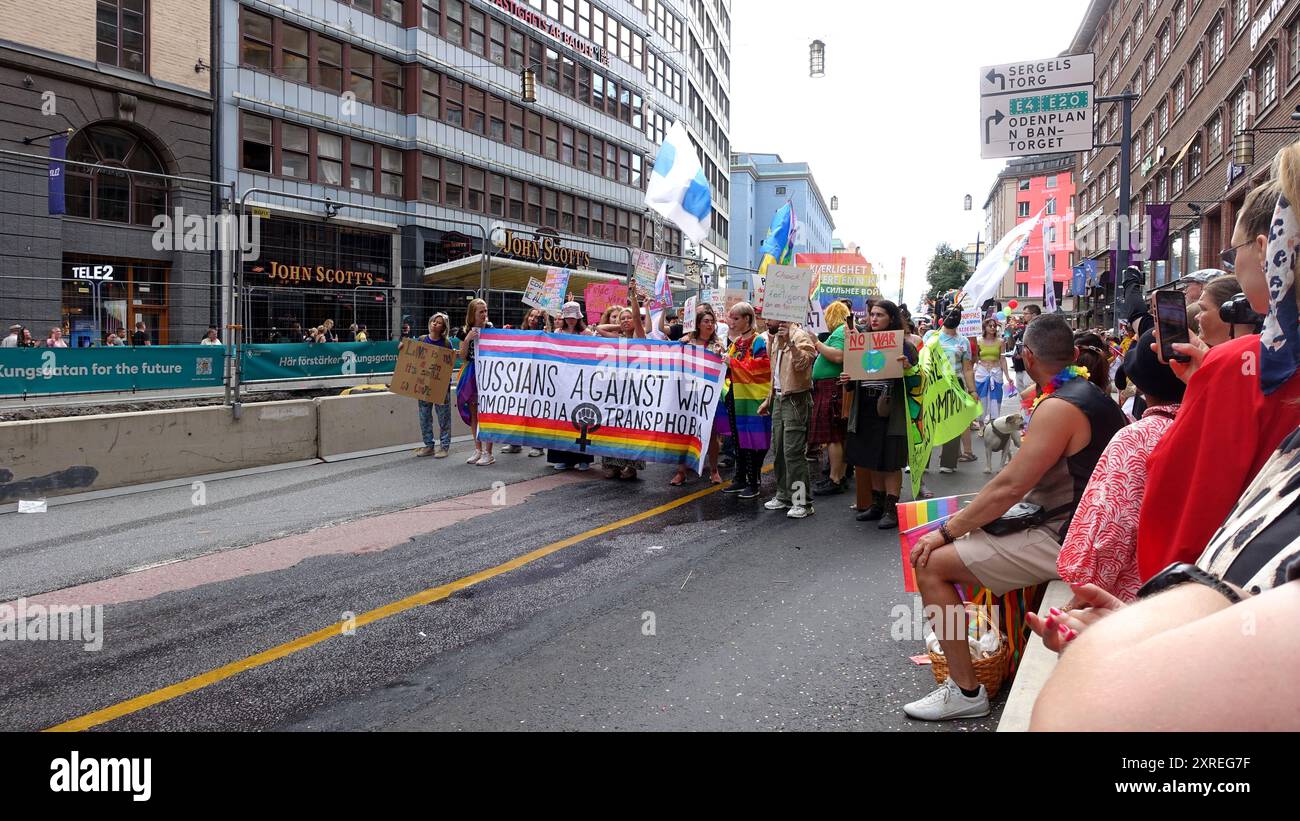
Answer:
[{"xmin": 473, "ymin": 330, "xmax": 726, "ymax": 472}]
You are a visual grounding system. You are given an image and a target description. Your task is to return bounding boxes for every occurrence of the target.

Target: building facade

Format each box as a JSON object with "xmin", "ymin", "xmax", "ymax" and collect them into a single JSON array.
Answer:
[
  {"xmin": 221, "ymin": 0, "xmax": 731, "ymax": 338},
  {"xmin": 1070, "ymin": 0, "xmax": 1300, "ymax": 322},
  {"xmin": 727, "ymin": 151, "xmax": 835, "ymax": 273},
  {"xmin": 983, "ymin": 154, "xmax": 1078, "ymax": 313},
  {"xmin": 0, "ymin": 0, "xmax": 214, "ymax": 345}
]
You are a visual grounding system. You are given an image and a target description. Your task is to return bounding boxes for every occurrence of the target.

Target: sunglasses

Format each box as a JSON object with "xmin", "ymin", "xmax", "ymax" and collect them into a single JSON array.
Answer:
[{"xmin": 1220, "ymin": 239, "xmax": 1253, "ymax": 269}]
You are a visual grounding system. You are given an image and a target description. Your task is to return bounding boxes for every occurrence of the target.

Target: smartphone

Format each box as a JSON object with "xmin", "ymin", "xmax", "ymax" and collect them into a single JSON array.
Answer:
[{"xmin": 1152, "ymin": 290, "xmax": 1190, "ymax": 364}]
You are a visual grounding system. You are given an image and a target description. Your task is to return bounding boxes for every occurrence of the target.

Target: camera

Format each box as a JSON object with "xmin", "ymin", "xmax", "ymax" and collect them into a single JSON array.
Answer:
[{"xmin": 1219, "ymin": 293, "xmax": 1264, "ymax": 331}]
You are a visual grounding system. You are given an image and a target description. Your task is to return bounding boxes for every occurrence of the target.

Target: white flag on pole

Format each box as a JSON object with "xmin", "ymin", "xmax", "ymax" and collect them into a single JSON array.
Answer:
[
  {"xmin": 645, "ymin": 122, "xmax": 713, "ymax": 244},
  {"xmin": 961, "ymin": 209, "xmax": 1044, "ymax": 311},
  {"xmin": 1043, "ymin": 220, "xmax": 1057, "ymax": 313}
]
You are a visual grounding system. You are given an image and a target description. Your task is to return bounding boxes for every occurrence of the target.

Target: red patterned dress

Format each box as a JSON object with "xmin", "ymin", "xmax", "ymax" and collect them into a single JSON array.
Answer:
[{"xmin": 1056, "ymin": 404, "xmax": 1180, "ymax": 601}]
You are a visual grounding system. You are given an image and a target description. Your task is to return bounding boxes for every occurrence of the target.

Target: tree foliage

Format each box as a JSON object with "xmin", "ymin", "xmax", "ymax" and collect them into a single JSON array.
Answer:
[{"xmin": 925, "ymin": 242, "xmax": 972, "ymax": 302}]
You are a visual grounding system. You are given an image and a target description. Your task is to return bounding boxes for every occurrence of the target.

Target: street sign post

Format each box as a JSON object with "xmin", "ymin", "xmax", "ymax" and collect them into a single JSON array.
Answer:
[{"xmin": 980, "ymin": 55, "xmax": 1095, "ymax": 159}]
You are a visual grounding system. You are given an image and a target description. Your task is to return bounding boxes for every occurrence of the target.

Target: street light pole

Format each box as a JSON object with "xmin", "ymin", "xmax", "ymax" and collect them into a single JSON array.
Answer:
[{"xmin": 1097, "ymin": 88, "xmax": 1138, "ymax": 335}]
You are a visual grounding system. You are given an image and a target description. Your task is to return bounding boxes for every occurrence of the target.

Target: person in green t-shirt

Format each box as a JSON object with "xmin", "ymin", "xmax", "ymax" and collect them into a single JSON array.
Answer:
[{"xmin": 810, "ymin": 301, "xmax": 852, "ymax": 496}]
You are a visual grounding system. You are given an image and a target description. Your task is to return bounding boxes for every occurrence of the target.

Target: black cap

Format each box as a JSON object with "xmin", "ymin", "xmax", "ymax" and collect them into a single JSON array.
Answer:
[{"xmin": 1123, "ymin": 330, "xmax": 1185, "ymax": 403}]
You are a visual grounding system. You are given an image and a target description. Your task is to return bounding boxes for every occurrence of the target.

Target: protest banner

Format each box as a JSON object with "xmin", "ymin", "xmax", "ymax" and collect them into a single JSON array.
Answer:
[
  {"xmin": 541, "ymin": 267, "xmax": 571, "ymax": 316},
  {"xmin": 796, "ymin": 252, "xmax": 879, "ymax": 315},
  {"xmin": 905, "ymin": 336, "xmax": 980, "ymax": 497},
  {"xmin": 632, "ymin": 249, "xmax": 659, "ymax": 299},
  {"xmin": 844, "ymin": 328, "xmax": 904, "ymax": 380},
  {"xmin": 473, "ymin": 330, "xmax": 726, "ymax": 472},
  {"xmin": 760, "ymin": 265, "xmax": 816, "ymax": 323},
  {"xmin": 585, "ymin": 282, "xmax": 625, "ymax": 325},
  {"xmin": 521, "ymin": 277, "xmax": 547, "ymax": 310},
  {"xmin": 957, "ymin": 309, "xmax": 982, "ymax": 338},
  {"xmin": 390, "ymin": 338, "xmax": 456, "ymax": 403}
]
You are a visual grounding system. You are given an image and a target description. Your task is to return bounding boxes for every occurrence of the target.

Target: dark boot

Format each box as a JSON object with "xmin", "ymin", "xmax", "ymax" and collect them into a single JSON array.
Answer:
[
  {"xmin": 877, "ymin": 495, "xmax": 900, "ymax": 530},
  {"xmin": 856, "ymin": 490, "xmax": 885, "ymax": 522}
]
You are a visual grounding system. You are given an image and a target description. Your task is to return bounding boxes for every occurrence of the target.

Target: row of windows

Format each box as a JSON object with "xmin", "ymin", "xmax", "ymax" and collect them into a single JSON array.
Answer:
[
  {"xmin": 641, "ymin": 0, "xmax": 685, "ymax": 50},
  {"xmin": 239, "ymin": 10, "xmax": 653, "ymax": 194},
  {"xmin": 239, "ymin": 113, "xmax": 681, "ymax": 254}
]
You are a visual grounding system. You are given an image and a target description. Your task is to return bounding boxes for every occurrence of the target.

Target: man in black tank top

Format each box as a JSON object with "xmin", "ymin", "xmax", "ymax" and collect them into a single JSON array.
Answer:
[{"xmin": 901, "ymin": 315, "xmax": 1127, "ymax": 721}]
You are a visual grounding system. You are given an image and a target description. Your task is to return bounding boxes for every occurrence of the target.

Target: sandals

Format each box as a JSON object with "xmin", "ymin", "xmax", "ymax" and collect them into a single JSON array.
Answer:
[
  {"xmin": 670, "ymin": 470, "xmax": 687, "ymax": 486},
  {"xmin": 620, "ymin": 466, "xmax": 638, "ymax": 480},
  {"xmin": 709, "ymin": 470, "xmax": 723, "ymax": 485},
  {"xmin": 958, "ymin": 453, "xmax": 978, "ymax": 463}
]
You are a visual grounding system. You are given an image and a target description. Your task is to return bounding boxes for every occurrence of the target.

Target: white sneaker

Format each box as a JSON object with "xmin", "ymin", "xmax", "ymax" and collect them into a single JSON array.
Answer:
[
  {"xmin": 786, "ymin": 505, "xmax": 812, "ymax": 519},
  {"xmin": 467, "ymin": 450, "xmax": 483, "ymax": 465},
  {"xmin": 476, "ymin": 454, "xmax": 495, "ymax": 466},
  {"xmin": 903, "ymin": 678, "xmax": 990, "ymax": 721},
  {"xmin": 575, "ymin": 463, "xmax": 590, "ymax": 471},
  {"xmin": 528, "ymin": 447, "xmax": 544, "ymax": 457},
  {"xmin": 763, "ymin": 498, "xmax": 790, "ymax": 511},
  {"xmin": 553, "ymin": 463, "xmax": 570, "ymax": 471},
  {"xmin": 938, "ymin": 467, "xmax": 955, "ymax": 474}
]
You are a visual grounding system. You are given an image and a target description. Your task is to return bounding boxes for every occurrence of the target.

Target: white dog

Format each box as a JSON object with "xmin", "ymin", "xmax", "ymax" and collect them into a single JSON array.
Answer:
[{"xmin": 981, "ymin": 413, "xmax": 1023, "ymax": 474}]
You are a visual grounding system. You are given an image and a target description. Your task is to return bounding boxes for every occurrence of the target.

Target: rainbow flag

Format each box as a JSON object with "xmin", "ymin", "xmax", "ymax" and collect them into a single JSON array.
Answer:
[
  {"xmin": 725, "ymin": 334, "xmax": 772, "ymax": 451},
  {"xmin": 473, "ymin": 330, "xmax": 727, "ymax": 471},
  {"xmin": 898, "ymin": 495, "xmax": 965, "ymax": 592}
]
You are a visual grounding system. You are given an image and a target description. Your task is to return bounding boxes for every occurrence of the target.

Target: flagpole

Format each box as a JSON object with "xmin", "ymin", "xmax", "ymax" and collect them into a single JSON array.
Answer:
[{"xmin": 1097, "ymin": 88, "xmax": 1138, "ymax": 336}]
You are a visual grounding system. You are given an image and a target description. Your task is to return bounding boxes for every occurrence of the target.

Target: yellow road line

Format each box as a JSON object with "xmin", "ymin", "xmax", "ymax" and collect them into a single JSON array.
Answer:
[{"xmin": 46, "ymin": 475, "xmax": 745, "ymax": 732}]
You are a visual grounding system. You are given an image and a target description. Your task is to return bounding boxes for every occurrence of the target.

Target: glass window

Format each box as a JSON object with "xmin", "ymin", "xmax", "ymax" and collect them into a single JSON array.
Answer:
[
  {"xmin": 350, "ymin": 47, "xmax": 374, "ymax": 103},
  {"xmin": 489, "ymin": 19, "xmax": 506, "ymax": 65},
  {"xmin": 468, "ymin": 9, "xmax": 486, "ymax": 55},
  {"xmin": 488, "ymin": 95, "xmax": 505, "ymax": 142},
  {"xmin": 443, "ymin": 77, "xmax": 463, "ymax": 126},
  {"xmin": 281, "ymin": 123, "xmax": 310, "ymax": 179},
  {"xmin": 508, "ymin": 178, "xmax": 524, "ymax": 220},
  {"xmin": 466, "ymin": 86, "xmax": 485, "ymax": 134},
  {"xmin": 544, "ymin": 188, "xmax": 558, "ymax": 227},
  {"xmin": 241, "ymin": 114, "xmax": 273, "ymax": 173},
  {"xmin": 378, "ymin": 57, "xmax": 403, "ymax": 110},
  {"xmin": 466, "ymin": 166, "xmax": 484, "ymax": 211},
  {"xmin": 381, "ymin": 147, "xmax": 403, "ymax": 197},
  {"xmin": 1260, "ymin": 51, "xmax": 1278, "ymax": 108},
  {"xmin": 350, "ymin": 140, "xmax": 374, "ymax": 191},
  {"xmin": 240, "ymin": 9, "xmax": 273, "ymax": 70},
  {"xmin": 97, "ymin": 0, "xmax": 147, "ymax": 73},
  {"xmin": 590, "ymin": 201, "xmax": 603, "ymax": 238},
  {"xmin": 1211, "ymin": 16, "xmax": 1225, "ymax": 65},
  {"xmin": 421, "ymin": 154, "xmax": 440, "ymax": 202},
  {"xmin": 527, "ymin": 184, "xmax": 542, "ymax": 224},
  {"xmin": 488, "ymin": 173, "xmax": 505, "ymax": 216},
  {"xmin": 544, "ymin": 118, "xmax": 558, "ymax": 159},
  {"xmin": 445, "ymin": 0, "xmax": 464, "ymax": 44},
  {"xmin": 319, "ymin": 38, "xmax": 344, "ymax": 92},
  {"xmin": 443, "ymin": 161, "xmax": 463, "ymax": 207},
  {"xmin": 422, "ymin": 0, "xmax": 441, "ymax": 33},
  {"xmin": 526, "ymin": 110, "xmax": 542, "ymax": 153},
  {"xmin": 318, "ymin": 132, "xmax": 343, "ymax": 186},
  {"xmin": 560, "ymin": 125, "xmax": 573, "ymax": 164},
  {"xmin": 421, "ymin": 68, "xmax": 440, "ymax": 118}
]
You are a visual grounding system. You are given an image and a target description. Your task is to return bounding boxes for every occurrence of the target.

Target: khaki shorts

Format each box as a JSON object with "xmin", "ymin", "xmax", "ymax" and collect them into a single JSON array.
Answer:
[{"xmin": 953, "ymin": 526, "xmax": 1062, "ymax": 597}]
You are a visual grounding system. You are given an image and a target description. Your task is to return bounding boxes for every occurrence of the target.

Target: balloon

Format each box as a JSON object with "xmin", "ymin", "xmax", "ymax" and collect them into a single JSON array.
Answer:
[
  {"xmin": 1008, "ymin": 300, "xmax": 1019, "ymax": 309},
  {"xmin": 996, "ymin": 311, "xmax": 1007, "ymax": 321}
]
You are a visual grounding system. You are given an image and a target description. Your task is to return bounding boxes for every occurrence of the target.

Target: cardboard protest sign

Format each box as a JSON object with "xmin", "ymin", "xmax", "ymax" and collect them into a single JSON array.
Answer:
[
  {"xmin": 761, "ymin": 265, "xmax": 816, "ymax": 323},
  {"xmin": 957, "ymin": 309, "xmax": 982, "ymax": 338},
  {"xmin": 522, "ymin": 277, "xmax": 547, "ymax": 310},
  {"xmin": 845, "ymin": 328, "xmax": 905, "ymax": 380},
  {"xmin": 682, "ymin": 296, "xmax": 698, "ymax": 333},
  {"xmin": 632, "ymin": 249, "xmax": 659, "ymax": 299},
  {"xmin": 390, "ymin": 338, "xmax": 456, "ymax": 403},
  {"xmin": 585, "ymin": 282, "xmax": 625, "ymax": 325}
]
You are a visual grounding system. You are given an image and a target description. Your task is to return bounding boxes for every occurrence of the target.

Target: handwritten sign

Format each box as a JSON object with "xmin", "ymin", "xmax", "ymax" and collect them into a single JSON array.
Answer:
[
  {"xmin": 390, "ymin": 338, "xmax": 455, "ymax": 404},
  {"xmin": 542, "ymin": 267, "xmax": 571, "ymax": 316},
  {"xmin": 521, "ymin": 277, "xmax": 547, "ymax": 310},
  {"xmin": 958, "ymin": 309, "xmax": 981, "ymax": 338},
  {"xmin": 584, "ymin": 282, "xmax": 625, "ymax": 325},
  {"xmin": 682, "ymin": 296, "xmax": 698, "ymax": 334},
  {"xmin": 845, "ymin": 328, "xmax": 904, "ymax": 380},
  {"xmin": 761, "ymin": 265, "xmax": 816, "ymax": 323}
]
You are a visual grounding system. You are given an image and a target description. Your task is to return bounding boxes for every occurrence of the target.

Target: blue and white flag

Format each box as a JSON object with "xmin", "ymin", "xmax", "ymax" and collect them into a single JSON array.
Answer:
[{"xmin": 645, "ymin": 121, "xmax": 712, "ymax": 244}]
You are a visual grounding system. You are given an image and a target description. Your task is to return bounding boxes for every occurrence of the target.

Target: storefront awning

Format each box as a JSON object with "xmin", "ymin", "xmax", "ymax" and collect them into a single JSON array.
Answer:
[{"xmin": 422, "ymin": 253, "xmax": 626, "ymax": 292}]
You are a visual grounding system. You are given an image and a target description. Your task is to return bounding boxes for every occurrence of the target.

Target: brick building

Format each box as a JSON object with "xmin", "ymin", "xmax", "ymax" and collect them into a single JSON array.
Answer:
[
  {"xmin": 0, "ymin": 0, "xmax": 214, "ymax": 345},
  {"xmin": 1069, "ymin": 0, "xmax": 1300, "ymax": 327},
  {"xmin": 983, "ymin": 153, "xmax": 1078, "ymax": 313}
]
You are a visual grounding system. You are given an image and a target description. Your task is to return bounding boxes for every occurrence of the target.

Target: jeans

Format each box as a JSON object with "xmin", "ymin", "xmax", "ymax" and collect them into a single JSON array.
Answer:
[
  {"xmin": 418, "ymin": 400, "xmax": 451, "ymax": 449},
  {"xmin": 772, "ymin": 391, "xmax": 812, "ymax": 506}
]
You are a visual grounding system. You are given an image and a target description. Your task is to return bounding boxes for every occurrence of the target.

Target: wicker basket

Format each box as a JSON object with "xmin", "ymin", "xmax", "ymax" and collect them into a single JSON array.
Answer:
[{"xmin": 928, "ymin": 602, "xmax": 1010, "ymax": 699}]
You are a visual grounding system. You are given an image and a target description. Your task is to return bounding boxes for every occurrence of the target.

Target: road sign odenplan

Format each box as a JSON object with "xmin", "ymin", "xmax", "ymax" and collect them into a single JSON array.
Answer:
[{"xmin": 980, "ymin": 54, "xmax": 1095, "ymax": 160}]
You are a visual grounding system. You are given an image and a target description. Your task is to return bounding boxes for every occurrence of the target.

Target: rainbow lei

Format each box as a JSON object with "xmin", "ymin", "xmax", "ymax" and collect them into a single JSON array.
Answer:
[{"xmin": 1031, "ymin": 365, "xmax": 1090, "ymax": 411}]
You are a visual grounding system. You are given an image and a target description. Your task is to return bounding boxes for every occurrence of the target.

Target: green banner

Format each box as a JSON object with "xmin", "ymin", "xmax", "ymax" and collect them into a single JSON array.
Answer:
[
  {"xmin": 907, "ymin": 337, "xmax": 980, "ymax": 498},
  {"xmin": 0, "ymin": 346, "xmax": 224, "ymax": 396},
  {"xmin": 240, "ymin": 342, "xmax": 399, "ymax": 381}
]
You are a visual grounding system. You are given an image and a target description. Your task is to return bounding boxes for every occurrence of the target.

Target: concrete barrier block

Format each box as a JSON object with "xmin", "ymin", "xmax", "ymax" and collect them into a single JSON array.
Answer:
[
  {"xmin": 316, "ymin": 392, "xmax": 426, "ymax": 459},
  {"xmin": 0, "ymin": 400, "xmax": 319, "ymax": 500}
]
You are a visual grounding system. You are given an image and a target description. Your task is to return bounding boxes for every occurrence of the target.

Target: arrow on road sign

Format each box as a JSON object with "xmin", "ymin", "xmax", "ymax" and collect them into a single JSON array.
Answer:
[
  {"xmin": 985, "ymin": 68, "xmax": 1006, "ymax": 91},
  {"xmin": 984, "ymin": 110, "xmax": 1005, "ymax": 145}
]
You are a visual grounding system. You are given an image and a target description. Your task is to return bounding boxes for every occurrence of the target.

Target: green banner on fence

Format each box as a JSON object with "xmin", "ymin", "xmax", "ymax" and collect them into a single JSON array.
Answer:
[
  {"xmin": 239, "ymin": 342, "xmax": 400, "ymax": 381},
  {"xmin": 0, "ymin": 346, "xmax": 225, "ymax": 396}
]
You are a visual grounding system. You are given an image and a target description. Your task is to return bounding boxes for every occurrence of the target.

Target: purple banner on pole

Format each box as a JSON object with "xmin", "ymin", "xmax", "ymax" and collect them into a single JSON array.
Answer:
[
  {"xmin": 48, "ymin": 133, "xmax": 67, "ymax": 215},
  {"xmin": 1147, "ymin": 203, "xmax": 1171, "ymax": 262}
]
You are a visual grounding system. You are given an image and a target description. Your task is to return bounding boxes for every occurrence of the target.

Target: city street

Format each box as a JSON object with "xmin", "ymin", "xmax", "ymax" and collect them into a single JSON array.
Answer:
[{"xmin": 0, "ymin": 444, "xmax": 996, "ymax": 732}]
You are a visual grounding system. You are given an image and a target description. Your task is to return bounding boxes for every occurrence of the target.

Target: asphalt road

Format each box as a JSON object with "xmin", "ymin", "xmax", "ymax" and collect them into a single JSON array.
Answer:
[{"xmin": 0, "ymin": 441, "xmax": 1001, "ymax": 732}]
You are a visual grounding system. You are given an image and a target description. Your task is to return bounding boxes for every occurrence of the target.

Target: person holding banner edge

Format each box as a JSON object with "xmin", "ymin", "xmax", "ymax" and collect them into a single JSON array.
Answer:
[
  {"xmin": 671, "ymin": 303, "xmax": 727, "ymax": 486},
  {"xmin": 547, "ymin": 302, "xmax": 596, "ymax": 472},
  {"xmin": 458, "ymin": 298, "xmax": 494, "ymax": 467}
]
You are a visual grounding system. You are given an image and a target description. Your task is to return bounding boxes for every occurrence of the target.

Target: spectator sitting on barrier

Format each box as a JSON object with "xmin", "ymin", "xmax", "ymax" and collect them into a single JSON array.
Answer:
[
  {"xmin": 3, "ymin": 324, "xmax": 21, "ymax": 347},
  {"xmin": 903, "ymin": 315, "xmax": 1128, "ymax": 721},
  {"xmin": 1028, "ymin": 425, "xmax": 1300, "ymax": 730},
  {"xmin": 356, "ymin": 325, "xmax": 369, "ymax": 342},
  {"xmin": 201, "ymin": 327, "xmax": 222, "ymax": 346},
  {"xmin": 20, "ymin": 327, "xmax": 37, "ymax": 347},
  {"xmin": 131, "ymin": 322, "xmax": 149, "ymax": 346},
  {"xmin": 1051, "ymin": 330, "xmax": 1185, "ymax": 604},
  {"xmin": 45, "ymin": 326, "xmax": 68, "ymax": 348}
]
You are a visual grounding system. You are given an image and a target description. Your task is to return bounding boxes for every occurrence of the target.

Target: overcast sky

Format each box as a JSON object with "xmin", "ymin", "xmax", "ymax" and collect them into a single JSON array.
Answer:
[{"xmin": 729, "ymin": 0, "xmax": 1092, "ymax": 307}]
